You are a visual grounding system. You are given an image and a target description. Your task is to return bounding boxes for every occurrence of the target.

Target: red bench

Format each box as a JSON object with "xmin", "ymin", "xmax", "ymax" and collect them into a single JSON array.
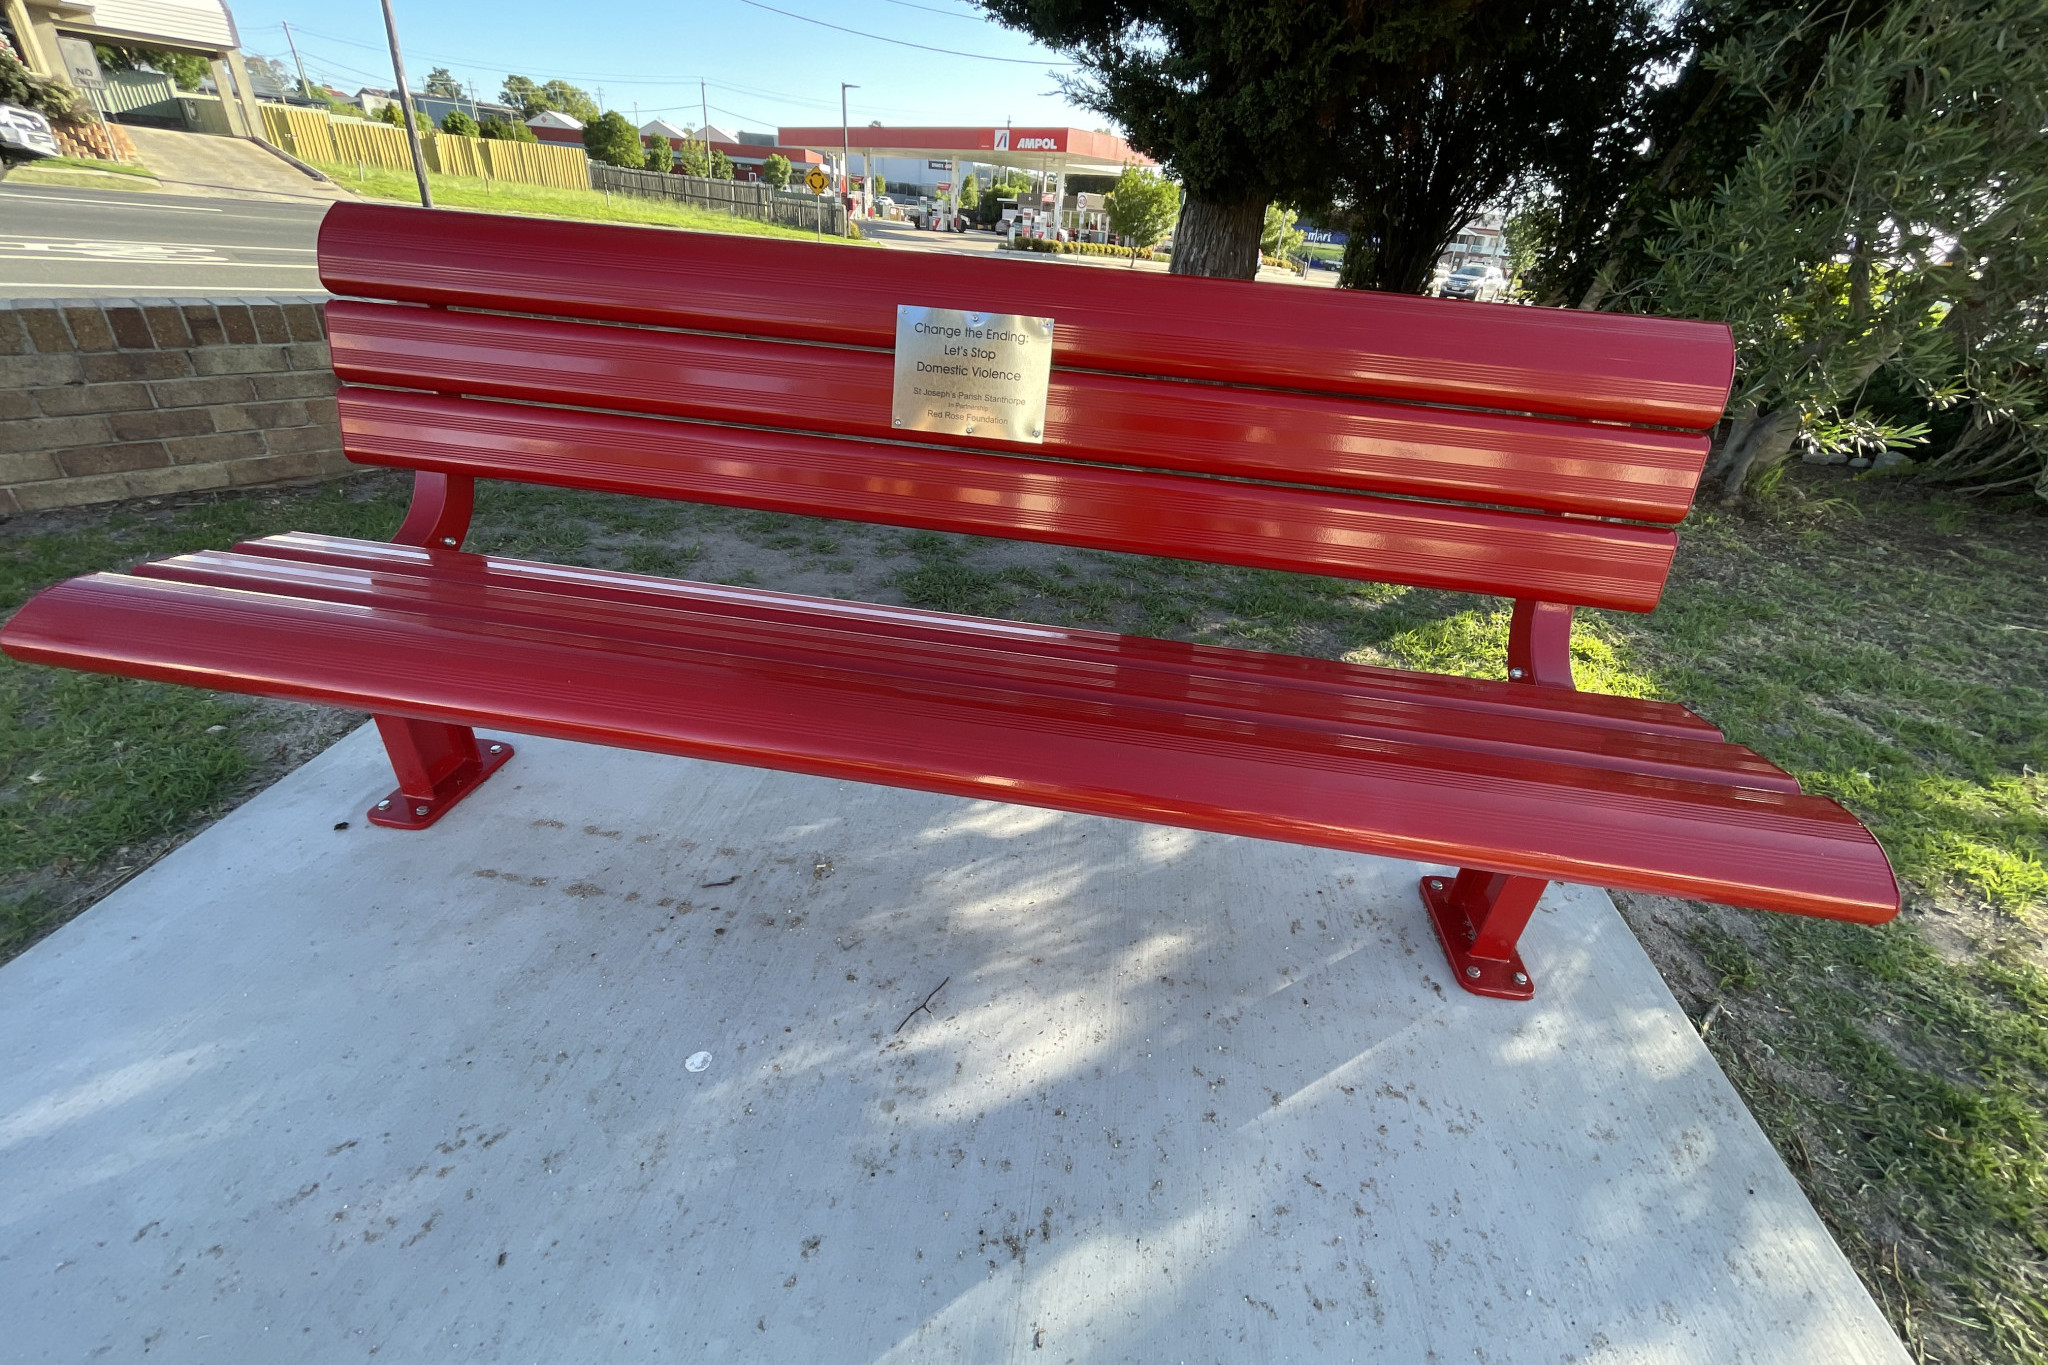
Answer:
[{"xmin": 1, "ymin": 202, "xmax": 1898, "ymax": 999}]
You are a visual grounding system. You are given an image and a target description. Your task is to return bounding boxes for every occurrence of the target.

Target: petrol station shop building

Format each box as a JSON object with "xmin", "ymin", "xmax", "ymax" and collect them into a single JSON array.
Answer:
[{"xmin": 774, "ymin": 125, "xmax": 1154, "ymax": 214}]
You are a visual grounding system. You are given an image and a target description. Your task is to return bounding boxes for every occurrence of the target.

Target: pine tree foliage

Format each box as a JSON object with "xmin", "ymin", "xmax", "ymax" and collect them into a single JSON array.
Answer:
[
  {"xmin": 1325, "ymin": 0, "xmax": 1662, "ymax": 294},
  {"xmin": 977, "ymin": 0, "xmax": 1471, "ymax": 278}
]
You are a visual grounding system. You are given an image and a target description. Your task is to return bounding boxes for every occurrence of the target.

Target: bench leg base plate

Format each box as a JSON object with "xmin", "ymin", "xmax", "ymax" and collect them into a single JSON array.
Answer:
[
  {"xmin": 367, "ymin": 736, "xmax": 515, "ymax": 831},
  {"xmin": 1421, "ymin": 874, "xmax": 1536, "ymax": 1001}
]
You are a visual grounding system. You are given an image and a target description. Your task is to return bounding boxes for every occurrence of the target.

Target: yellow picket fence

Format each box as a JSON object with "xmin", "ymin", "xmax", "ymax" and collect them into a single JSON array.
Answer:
[
  {"xmin": 257, "ymin": 105, "xmax": 590, "ymax": 189},
  {"xmin": 424, "ymin": 134, "xmax": 589, "ymax": 189},
  {"xmin": 331, "ymin": 119, "xmax": 415, "ymax": 170}
]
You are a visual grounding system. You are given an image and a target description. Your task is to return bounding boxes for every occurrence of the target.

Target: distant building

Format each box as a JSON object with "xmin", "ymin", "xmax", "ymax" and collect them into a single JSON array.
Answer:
[
  {"xmin": 1440, "ymin": 216, "xmax": 1507, "ymax": 274},
  {"xmin": 356, "ymin": 86, "xmax": 517, "ymax": 129},
  {"xmin": 526, "ymin": 109, "xmax": 584, "ymax": 145},
  {"xmin": 635, "ymin": 120, "xmax": 824, "ymax": 181},
  {"xmin": 639, "ymin": 118, "xmax": 692, "ymax": 145}
]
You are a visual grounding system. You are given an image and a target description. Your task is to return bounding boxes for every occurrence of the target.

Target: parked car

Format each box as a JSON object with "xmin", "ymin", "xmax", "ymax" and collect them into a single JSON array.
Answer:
[
  {"xmin": 0, "ymin": 104, "xmax": 61, "ymax": 166},
  {"xmin": 1439, "ymin": 263, "xmax": 1508, "ymax": 302}
]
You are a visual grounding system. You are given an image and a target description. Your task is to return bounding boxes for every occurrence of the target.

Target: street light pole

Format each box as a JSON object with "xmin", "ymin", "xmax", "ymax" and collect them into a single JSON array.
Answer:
[
  {"xmin": 840, "ymin": 82, "xmax": 858, "ymax": 236},
  {"xmin": 377, "ymin": 0, "xmax": 433, "ymax": 208}
]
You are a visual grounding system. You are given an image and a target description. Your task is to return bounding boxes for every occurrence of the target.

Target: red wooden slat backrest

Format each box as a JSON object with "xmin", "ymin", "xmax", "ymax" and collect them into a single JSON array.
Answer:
[
  {"xmin": 326, "ymin": 302, "xmax": 1712, "ymax": 524},
  {"xmin": 318, "ymin": 203, "xmax": 1733, "ymax": 428},
  {"xmin": 315, "ymin": 203, "xmax": 1735, "ymax": 610}
]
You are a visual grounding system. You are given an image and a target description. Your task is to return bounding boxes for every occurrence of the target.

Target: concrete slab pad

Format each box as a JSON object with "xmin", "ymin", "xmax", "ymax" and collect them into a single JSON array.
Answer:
[{"xmin": 0, "ymin": 727, "xmax": 1908, "ymax": 1363}]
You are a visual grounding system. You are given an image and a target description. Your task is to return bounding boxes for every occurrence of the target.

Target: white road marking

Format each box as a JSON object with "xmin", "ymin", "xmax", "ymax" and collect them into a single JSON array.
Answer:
[
  {"xmin": 0, "ymin": 239, "xmax": 227, "ymax": 262},
  {"xmin": 0, "ymin": 190, "xmax": 224, "ymax": 212},
  {"xmin": 0, "ymin": 231, "xmax": 315, "ymax": 254},
  {"xmin": 0, "ymin": 283, "xmax": 327, "ymax": 293}
]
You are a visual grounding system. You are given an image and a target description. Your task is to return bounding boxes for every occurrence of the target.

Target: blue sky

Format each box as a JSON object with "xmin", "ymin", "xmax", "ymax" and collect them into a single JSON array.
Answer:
[{"xmin": 228, "ymin": 0, "xmax": 1101, "ymax": 136}]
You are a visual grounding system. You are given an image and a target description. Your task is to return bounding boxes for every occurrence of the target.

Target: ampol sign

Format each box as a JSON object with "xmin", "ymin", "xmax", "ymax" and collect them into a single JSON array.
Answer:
[{"xmin": 993, "ymin": 129, "xmax": 1066, "ymax": 153}]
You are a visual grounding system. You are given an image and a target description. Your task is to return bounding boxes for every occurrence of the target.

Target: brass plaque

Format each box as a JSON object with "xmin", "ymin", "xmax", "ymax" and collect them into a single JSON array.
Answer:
[{"xmin": 890, "ymin": 305, "xmax": 1055, "ymax": 444}]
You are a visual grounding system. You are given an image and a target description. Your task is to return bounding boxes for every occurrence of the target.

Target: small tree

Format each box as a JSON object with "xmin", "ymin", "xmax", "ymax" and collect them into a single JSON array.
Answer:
[
  {"xmin": 644, "ymin": 134, "xmax": 672, "ymax": 171},
  {"xmin": 375, "ymin": 102, "xmax": 430, "ymax": 132},
  {"xmin": 674, "ymin": 139, "xmax": 710, "ymax": 177},
  {"xmin": 440, "ymin": 109, "xmax": 478, "ymax": 137},
  {"xmin": 477, "ymin": 118, "xmax": 537, "ymax": 143},
  {"xmin": 541, "ymin": 80, "xmax": 600, "ymax": 124},
  {"xmin": 709, "ymin": 149, "xmax": 735, "ymax": 180},
  {"xmin": 424, "ymin": 67, "xmax": 463, "ymax": 98},
  {"xmin": 499, "ymin": 74, "xmax": 599, "ymax": 123},
  {"xmin": 500, "ymin": 75, "xmax": 543, "ymax": 115},
  {"xmin": 1260, "ymin": 205, "xmax": 1304, "ymax": 260},
  {"xmin": 958, "ymin": 172, "xmax": 980, "ymax": 210},
  {"xmin": 582, "ymin": 110, "xmax": 644, "ymax": 169},
  {"xmin": 1104, "ymin": 166, "xmax": 1178, "ymax": 249},
  {"xmin": 761, "ymin": 153, "xmax": 792, "ymax": 188}
]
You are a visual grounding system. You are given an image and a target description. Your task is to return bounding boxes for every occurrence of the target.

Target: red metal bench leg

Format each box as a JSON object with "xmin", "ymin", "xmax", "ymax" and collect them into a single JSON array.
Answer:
[
  {"xmin": 366, "ymin": 715, "xmax": 514, "ymax": 830},
  {"xmin": 1420, "ymin": 869, "xmax": 1544, "ymax": 1000}
]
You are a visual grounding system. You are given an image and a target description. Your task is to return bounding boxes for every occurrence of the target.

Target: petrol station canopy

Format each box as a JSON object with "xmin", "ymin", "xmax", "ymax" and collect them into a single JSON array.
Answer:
[{"xmin": 774, "ymin": 126, "xmax": 1156, "ymax": 178}]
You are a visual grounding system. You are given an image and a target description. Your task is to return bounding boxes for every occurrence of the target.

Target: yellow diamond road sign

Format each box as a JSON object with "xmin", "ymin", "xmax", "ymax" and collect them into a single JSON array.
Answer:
[{"xmin": 805, "ymin": 167, "xmax": 830, "ymax": 194}]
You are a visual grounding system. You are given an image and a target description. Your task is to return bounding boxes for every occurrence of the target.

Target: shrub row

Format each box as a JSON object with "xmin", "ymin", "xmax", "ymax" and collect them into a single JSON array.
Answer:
[{"xmin": 1004, "ymin": 238, "xmax": 1157, "ymax": 261}]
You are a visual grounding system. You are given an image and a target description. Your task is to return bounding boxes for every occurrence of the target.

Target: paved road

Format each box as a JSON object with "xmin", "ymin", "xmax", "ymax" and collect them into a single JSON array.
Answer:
[
  {"xmin": 0, "ymin": 182, "xmax": 327, "ymax": 298},
  {"xmin": 858, "ymin": 215, "xmax": 1334, "ymax": 285},
  {"xmin": 0, "ymin": 183, "xmax": 1331, "ymax": 298}
]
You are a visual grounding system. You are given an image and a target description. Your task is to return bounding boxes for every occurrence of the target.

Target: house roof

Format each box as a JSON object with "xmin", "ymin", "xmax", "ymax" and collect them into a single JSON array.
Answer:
[
  {"xmin": 639, "ymin": 119, "xmax": 691, "ymax": 140},
  {"xmin": 526, "ymin": 110, "xmax": 584, "ymax": 131}
]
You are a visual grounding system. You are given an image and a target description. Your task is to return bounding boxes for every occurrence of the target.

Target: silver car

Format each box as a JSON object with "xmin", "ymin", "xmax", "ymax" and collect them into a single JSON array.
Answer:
[
  {"xmin": 0, "ymin": 103, "xmax": 61, "ymax": 163},
  {"xmin": 1439, "ymin": 263, "xmax": 1508, "ymax": 302}
]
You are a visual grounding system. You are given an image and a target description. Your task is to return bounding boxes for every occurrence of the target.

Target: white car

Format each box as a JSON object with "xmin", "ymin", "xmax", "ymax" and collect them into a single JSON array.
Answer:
[{"xmin": 0, "ymin": 104, "xmax": 61, "ymax": 164}]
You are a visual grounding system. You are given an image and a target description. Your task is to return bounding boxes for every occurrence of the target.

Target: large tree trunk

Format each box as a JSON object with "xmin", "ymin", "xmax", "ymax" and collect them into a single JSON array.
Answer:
[
  {"xmin": 1168, "ymin": 195, "xmax": 1265, "ymax": 280},
  {"xmin": 1337, "ymin": 223, "xmax": 1452, "ymax": 295},
  {"xmin": 1715, "ymin": 405, "xmax": 1800, "ymax": 502}
]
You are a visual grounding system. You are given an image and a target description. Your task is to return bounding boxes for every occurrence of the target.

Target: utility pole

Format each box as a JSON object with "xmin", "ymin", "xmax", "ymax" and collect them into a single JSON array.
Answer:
[
  {"xmin": 699, "ymin": 78, "xmax": 709, "ymax": 171},
  {"xmin": 840, "ymin": 82, "xmax": 858, "ymax": 235},
  {"xmin": 378, "ymin": 0, "xmax": 433, "ymax": 208},
  {"xmin": 281, "ymin": 21, "xmax": 312, "ymax": 102}
]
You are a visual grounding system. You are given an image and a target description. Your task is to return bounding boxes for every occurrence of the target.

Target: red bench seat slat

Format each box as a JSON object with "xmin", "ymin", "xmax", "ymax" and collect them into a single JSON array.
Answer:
[
  {"xmin": 236, "ymin": 533, "xmax": 1727, "ymax": 742},
  {"xmin": 2, "ymin": 562, "xmax": 1895, "ymax": 923},
  {"xmin": 338, "ymin": 388, "xmax": 1680, "ymax": 612},
  {"xmin": 317, "ymin": 203, "xmax": 1735, "ymax": 430},
  {"xmin": 325, "ymin": 301, "xmax": 1710, "ymax": 523},
  {"xmin": 135, "ymin": 543, "xmax": 1794, "ymax": 792}
]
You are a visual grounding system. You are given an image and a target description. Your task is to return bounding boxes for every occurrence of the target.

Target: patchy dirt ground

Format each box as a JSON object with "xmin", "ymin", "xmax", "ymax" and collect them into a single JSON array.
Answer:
[{"xmin": 4, "ymin": 464, "xmax": 2045, "ymax": 1362}]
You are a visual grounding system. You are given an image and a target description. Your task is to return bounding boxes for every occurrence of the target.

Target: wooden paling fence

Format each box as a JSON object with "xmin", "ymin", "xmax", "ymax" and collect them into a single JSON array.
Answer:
[
  {"xmin": 257, "ymin": 106, "xmax": 588, "ymax": 189},
  {"xmin": 260, "ymin": 106, "xmax": 412, "ymax": 170},
  {"xmin": 423, "ymin": 134, "xmax": 589, "ymax": 189},
  {"xmin": 589, "ymin": 163, "xmax": 846, "ymax": 234}
]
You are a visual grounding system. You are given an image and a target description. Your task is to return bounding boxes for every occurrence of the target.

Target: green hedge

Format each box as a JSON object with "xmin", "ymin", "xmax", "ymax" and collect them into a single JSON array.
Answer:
[{"xmin": 1004, "ymin": 237, "xmax": 1156, "ymax": 261}]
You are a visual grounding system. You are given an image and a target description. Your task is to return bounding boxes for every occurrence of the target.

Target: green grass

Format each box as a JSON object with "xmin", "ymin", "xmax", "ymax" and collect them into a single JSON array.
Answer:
[
  {"xmin": 311, "ymin": 161, "xmax": 857, "ymax": 240},
  {"xmin": 1, "ymin": 478, "xmax": 413, "ymax": 956},
  {"xmin": 3, "ymin": 466, "xmax": 2044, "ymax": 1360}
]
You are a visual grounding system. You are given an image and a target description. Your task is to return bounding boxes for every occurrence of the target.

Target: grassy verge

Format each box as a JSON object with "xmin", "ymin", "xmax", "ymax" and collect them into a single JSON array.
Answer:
[
  {"xmin": 2, "ymin": 465, "xmax": 2043, "ymax": 1360},
  {"xmin": 310, "ymin": 161, "xmax": 855, "ymax": 240},
  {"xmin": 38, "ymin": 155, "xmax": 158, "ymax": 177},
  {"xmin": 4, "ymin": 156, "xmax": 161, "ymax": 189}
]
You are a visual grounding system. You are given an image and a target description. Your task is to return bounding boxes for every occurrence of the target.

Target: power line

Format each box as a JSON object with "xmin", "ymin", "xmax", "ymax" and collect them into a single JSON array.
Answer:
[
  {"xmin": 874, "ymin": 0, "xmax": 991, "ymax": 20},
  {"xmin": 732, "ymin": 0, "xmax": 1073, "ymax": 65}
]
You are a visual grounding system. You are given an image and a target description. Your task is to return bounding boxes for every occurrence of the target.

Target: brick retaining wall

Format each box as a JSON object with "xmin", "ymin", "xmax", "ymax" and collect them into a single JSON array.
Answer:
[{"xmin": 0, "ymin": 297, "xmax": 348, "ymax": 517}]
